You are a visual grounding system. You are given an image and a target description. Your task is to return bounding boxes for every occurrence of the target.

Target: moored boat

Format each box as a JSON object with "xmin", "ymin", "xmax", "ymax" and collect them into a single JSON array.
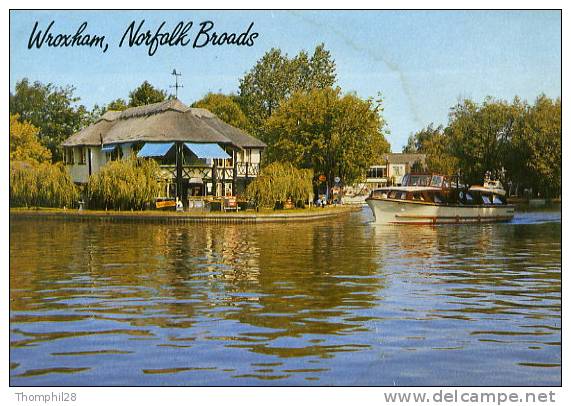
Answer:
[{"xmin": 366, "ymin": 174, "xmax": 515, "ymax": 224}]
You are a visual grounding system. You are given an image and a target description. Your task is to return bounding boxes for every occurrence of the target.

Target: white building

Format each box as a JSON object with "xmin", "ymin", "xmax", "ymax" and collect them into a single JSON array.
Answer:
[{"xmin": 61, "ymin": 99, "xmax": 266, "ymax": 201}]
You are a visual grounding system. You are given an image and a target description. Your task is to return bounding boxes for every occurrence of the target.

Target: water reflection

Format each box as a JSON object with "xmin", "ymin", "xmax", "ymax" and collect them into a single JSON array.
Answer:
[{"xmin": 10, "ymin": 209, "xmax": 560, "ymax": 385}]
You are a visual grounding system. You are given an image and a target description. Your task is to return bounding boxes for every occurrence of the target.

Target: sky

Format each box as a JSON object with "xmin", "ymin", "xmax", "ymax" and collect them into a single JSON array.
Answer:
[{"xmin": 9, "ymin": 10, "xmax": 561, "ymax": 151}]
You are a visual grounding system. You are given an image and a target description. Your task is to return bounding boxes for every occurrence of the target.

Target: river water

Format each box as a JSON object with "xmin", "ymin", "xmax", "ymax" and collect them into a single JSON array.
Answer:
[{"xmin": 9, "ymin": 208, "xmax": 561, "ymax": 386}]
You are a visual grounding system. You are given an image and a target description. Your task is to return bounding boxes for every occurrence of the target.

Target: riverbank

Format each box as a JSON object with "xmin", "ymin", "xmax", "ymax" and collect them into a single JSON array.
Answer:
[{"xmin": 10, "ymin": 205, "xmax": 361, "ymax": 224}]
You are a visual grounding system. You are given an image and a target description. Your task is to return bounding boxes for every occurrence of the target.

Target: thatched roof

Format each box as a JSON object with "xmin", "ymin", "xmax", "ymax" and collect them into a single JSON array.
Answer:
[
  {"xmin": 188, "ymin": 108, "xmax": 267, "ymax": 148},
  {"xmin": 62, "ymin": 99, "xmax": 266, "ymax": 149}
]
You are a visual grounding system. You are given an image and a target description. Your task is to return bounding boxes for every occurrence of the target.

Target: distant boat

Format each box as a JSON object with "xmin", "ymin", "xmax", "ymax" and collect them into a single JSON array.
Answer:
[{"xmin": 366, "ymin": 174, "xmax": 515, "ymax": 225}]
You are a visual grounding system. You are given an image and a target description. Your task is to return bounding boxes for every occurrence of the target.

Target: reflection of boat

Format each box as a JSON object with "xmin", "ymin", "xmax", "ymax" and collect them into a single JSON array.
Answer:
[{"xmin": 366, "ymin": 174, "xmax": 515, "ymax": 225}]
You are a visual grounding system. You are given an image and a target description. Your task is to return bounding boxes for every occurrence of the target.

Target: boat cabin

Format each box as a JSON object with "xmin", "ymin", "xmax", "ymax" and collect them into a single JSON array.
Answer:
[{"xmin": 369, "ymin": 173, "xmax": 508, "ymax": 206}]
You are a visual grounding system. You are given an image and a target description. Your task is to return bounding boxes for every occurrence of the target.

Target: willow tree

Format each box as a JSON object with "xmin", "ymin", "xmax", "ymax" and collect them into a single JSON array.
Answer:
[
  {"xmin": 263, "ymin": 87, "xmax": 390, "ymax": 190},
  {"xmin": 246, "ymin": 162, "xmax": 313, "ymax": 208},
  {"xmin": 10, "ymin": 162, "xmax": 78, "ymax": 208},
  {"xmin": 87, "ymin": 158, "xmax": 162, "ymax": 210}
]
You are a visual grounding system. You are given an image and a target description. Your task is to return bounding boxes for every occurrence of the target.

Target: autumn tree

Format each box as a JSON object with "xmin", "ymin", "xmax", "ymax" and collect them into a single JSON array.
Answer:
[
  {"xmin": 10, "ymin": 114, "xmax": 52, "ymax": 164},
  {"xmin": 264, "ymin": 87, "xmax": 390, "ymax": 189},
  {"xmin": 128, "ymin": 81, "xmax": 168, "ymax": 107},
  {"xmin": 239, "ymin": 44, "xmax": 337, "ymax": 136},
  {"xmin": 191, "ymin": 93, "xmax": 250, "ymax": 131}
]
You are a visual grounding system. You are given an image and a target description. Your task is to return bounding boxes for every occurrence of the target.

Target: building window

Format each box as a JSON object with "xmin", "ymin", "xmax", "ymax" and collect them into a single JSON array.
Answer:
[
  {"xmin": 367, "ymin": 167, "xmax": 387, "ymax": 179},
  {"xmin": 106, "ymin": 146, "xmax": 123, "ymax": 162},
  {"xmin": 66, "ymin": 148, "xmax": 75, "ymax": 165},
  {"xmin": 392, "ymin": 165, "xmax": 404, "ymax": 176},
  {"xmin": 78, "ymin": 147, "xmax": 86, "ymax": 165}
]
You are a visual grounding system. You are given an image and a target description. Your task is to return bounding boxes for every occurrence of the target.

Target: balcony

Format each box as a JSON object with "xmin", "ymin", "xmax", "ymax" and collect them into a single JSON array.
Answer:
[{"xmin": 159, "ymin": 162, "xmax": 260, "ymax": 181}]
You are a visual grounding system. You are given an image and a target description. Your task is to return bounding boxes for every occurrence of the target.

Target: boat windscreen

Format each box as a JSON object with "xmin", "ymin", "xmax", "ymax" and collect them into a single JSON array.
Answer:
[
  {"xmin": 407, "ymin": 175, "xmax": 431, "ymax": 186},
  {"xmin": 430, "ymin": 175, "xmax": 443, "ymax": 187}
]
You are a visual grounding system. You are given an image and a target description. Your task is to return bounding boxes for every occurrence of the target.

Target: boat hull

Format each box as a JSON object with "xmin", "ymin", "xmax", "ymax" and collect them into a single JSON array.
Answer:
[{"xmin": 366, "ymin": 198, "xmax": 515, "ymax": 225}]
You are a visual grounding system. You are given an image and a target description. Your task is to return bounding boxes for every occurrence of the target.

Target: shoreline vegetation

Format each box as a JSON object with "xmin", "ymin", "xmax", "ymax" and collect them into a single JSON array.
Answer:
[
  {"xmin": 10, "ymin": 205, "xmax": 360, "ymax": 224},
  {"xmin": 9, "ymin": 44, "xmax": 561, "ymax": 213}
]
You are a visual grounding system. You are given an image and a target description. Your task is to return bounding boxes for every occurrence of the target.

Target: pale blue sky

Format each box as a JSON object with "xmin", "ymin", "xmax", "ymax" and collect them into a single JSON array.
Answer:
[{"xmin": 10, "ymin": 10, "xmax": 561, "ymax": 150}]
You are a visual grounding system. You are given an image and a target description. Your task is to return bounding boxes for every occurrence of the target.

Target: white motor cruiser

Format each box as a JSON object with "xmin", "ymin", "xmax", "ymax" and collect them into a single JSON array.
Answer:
[{"xmin": 366, "ymin": 174, "xmax": 515, "ymax": 225}]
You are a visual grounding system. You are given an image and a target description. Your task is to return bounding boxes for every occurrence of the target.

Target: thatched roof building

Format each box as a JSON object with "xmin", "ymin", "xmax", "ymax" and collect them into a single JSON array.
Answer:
[{"xmin": 62, "ymin": 99, "xmax": 266, "ymax": 149}]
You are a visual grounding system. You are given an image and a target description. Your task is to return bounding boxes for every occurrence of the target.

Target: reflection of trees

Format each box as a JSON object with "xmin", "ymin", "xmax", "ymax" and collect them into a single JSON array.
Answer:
[
  {"xmin": 215, "ymin": 217, "xmax": 386, "ymax": 359},
  {"xmin": 11, "ymin": 216, "xmax": 386, "ymax": 361}
]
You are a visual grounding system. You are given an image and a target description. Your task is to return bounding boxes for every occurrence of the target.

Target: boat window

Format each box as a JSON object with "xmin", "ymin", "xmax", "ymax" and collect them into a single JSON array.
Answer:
[
  {"xmin": 465, "ymin": 193, "xmax": 474, "ymax": 203},
  {"xmin": 371, "ymin": 190, "xmax": 382, "ymax": 198},
  {"xmin": 388, "ymin": 191, "xmax": 398, "ymax": 199},
  {"xmin": 431, "ymin": 175, "xmax": 443, "ymax": 187},
  {"xmin": 401, "ymin": 174, "xmax": 409, "ymax": 186},
  {"xmin": 482, "ymin": 195, "xmax": 491, "ymax": 204},
  {"xmin": 434, "ymin": 194, "xmax": 443, "ymax": 203},
  {"xmin": 400, "ymin": 192, "xmax": 407, "ymax": 200},
  {"xmin": 492, "ymin": 195, "xmax": 503, "ymax": 204}
]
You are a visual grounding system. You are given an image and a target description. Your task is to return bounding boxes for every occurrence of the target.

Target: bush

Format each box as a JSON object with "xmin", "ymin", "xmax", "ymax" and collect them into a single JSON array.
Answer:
[
  {"xmin": 10, "ymin": 161, "xmax": 78, "ymax": 208},
  {"xmin": 245, "ymin": 162, "xmax": 313, "ymax": 209},
  {"xmin": 87, "ymin": 158, "xmax": 162, "ymax": 210}
]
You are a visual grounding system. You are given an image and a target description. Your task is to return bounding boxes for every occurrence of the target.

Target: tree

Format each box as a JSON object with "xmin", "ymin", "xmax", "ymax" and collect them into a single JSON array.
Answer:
[
  {"xmin": 87, "ymin": 158, "xmax": 162, "ymax": 210},
  {"xmin": 191, "ymin": 93, "xmax": 250, "ymax": 131},
  {"xmin": 403, "ymin": 124, "xmax": 458, "ymax": 175},
  {"xmin": 509, "ymin": 95, "xmax": 561, "ymax": 198},
  {"xmin": 245, "ymin": 162, "xmax": 314, "ymax": 208},
  {"xmin": 446, "ymin": 97, "xmax": 519, "ymax": 185},
  {"xmin": 264, "ymin": 87, "xmax": 390, "ymax": 190},
  {"xmin": 239, "ymin": 44, "xmax": 337, "ymax": 136},
  {"xmin": 128, "ymin": 81, "xmax": 168, "ymax": 107},
  {"xmin": 107, "ymin": 98, "xmax": 128, "ymax": 111},
  {"xmin": 10, "ymin": 114, "xmax": 52, "ymax": 164},
  {"xmin": 10, "ymin": 161, "xmax": 78, "ymax": 208},
  {"xmin": 10, "ymin": 78, "xmax": 91, "ymax": 161}
]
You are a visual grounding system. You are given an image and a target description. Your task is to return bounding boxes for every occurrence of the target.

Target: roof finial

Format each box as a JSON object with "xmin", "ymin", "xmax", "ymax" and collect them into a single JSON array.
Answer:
[{"xmin": 170, "ymin": 69, "xmax": 184, "ymax": 99}]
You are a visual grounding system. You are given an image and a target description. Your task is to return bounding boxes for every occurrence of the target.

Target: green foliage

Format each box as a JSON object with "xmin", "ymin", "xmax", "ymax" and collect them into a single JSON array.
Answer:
[
  {"xmin": 191, "ymin": 93, "xmax": 251, "ymax": 131},
  {"xmin": 239, "ymin": 44, "xmax": 337, "ymax": 136},
  {"xmin": 406, "ymin": 95, "xmax": 561, "ymax": 198},
  {"xmin": 128, "ymin": 81, "xmax": 168, "ymax": 107},
  {"xmin": 507, "ymin": 95, "xmax": 561, "ymax": 198},
  {"xmin": 403, "ymin": 123, "xmax": 458, "ymax": 175},
  {"xmin": 264, "ymin": 87, "xmax": 390, "ymax": 187},
  {"xmin": 10, "ymin": 114, "xmax": 52, "ymax": 164},
  {"xmin": 447, "ymin": 97, "xmax": 520, "ymax": 184},
  {"xmin": 10, "ymin": 161, "xmax": 78, "ymax": 208},
  {"xmin": 9, "ymin": 78, "xmax": 92, "ymax": 161},
  {"xmin": 246, "ymin": 162, "xmax": 314, "ymax": 208},
  {"xmin": 87, "ymin": 158, "xmax": 162, "ymax": 210},
  {"xmin": 107, "ymin": 98, "xmax": 129, "ymax": 111}
]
